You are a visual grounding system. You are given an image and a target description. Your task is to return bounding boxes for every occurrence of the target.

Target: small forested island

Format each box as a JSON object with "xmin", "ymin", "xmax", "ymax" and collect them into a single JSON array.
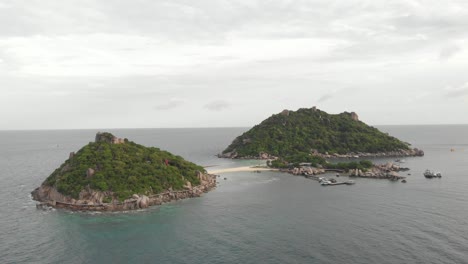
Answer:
[
  {"xmin": 32, "ymin": 132, "xmax": 216, "ymax": 211},
  {"xmin": 220, "ymin": 107, "xmax": 423, "ymax": 179}
]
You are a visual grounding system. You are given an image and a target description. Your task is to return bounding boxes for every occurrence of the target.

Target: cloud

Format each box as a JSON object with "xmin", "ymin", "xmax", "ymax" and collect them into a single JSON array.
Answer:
[
  {"xmin": 317, "ymin": 93, "xmax": 334, "ymax": 103},
  {"xmin": 154, "ymin": 98, "xmax": 186, "ymax": 110},
  {"xmin": 1, "ymin": 0, "xmax": 468, "ymax": 128},
  {"xmin": 444, "ymin": 82, "xmax": 468, "ymax": 98},
  {"xmin": 316, "ymin": 88, "xmax": 350, "ymax": 103},
  {"xmin": 204, "ymin": 100, "xmax": 230, "ymax": 111},
  {"xmin": 439, "ymin": 44, "xmax": 462, "ymax": 60},
  {"xmin": 2, "ymin": 0, "xmax": 468, "ymax": 78}
]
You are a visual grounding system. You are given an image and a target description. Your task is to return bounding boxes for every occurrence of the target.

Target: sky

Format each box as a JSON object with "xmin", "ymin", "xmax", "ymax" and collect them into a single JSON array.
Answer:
[{"xmin": 1, "ymin": 0, "xmax": 468, "ymax": 130}]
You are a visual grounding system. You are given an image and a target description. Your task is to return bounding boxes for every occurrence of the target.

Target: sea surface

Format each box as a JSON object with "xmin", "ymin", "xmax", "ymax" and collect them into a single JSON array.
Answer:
[{"xmin": 1, "ymin": 126, "xmax": 468, "ymax": 264}]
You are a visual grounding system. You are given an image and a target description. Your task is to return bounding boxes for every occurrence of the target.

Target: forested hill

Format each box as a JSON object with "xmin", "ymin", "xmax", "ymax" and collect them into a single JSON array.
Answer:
[
  {"xmin": 221, "ymin": 107, "xmax": 414, "ymax": 159},
  {"xmin": 43, "ymin": 132, "xmax": 205, "ymax": 201}
]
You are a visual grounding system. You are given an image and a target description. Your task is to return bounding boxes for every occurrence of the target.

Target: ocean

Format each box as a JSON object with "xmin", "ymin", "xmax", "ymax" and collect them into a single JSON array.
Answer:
[{"xmin": 1, "ymin": 126, "xmax": 467, "ymax": 264}]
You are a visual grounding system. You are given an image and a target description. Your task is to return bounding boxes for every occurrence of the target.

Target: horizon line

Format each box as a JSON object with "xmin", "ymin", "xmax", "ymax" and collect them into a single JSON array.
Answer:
[{"xmin": 1, "ymin": 123, "xmax": 467, "ymax": 131}]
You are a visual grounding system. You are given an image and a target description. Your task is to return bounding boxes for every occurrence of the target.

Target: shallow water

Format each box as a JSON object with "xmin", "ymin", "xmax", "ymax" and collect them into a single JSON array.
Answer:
[{"xmin": 1, "ymin": 126, "xmax": 467, "ymax": 264}]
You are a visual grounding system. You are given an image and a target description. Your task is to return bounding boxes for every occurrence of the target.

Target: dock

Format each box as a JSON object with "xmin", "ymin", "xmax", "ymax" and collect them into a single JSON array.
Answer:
[{"xmin": 312, "ymin": 176, "xmax": 356, "ymax": 186}]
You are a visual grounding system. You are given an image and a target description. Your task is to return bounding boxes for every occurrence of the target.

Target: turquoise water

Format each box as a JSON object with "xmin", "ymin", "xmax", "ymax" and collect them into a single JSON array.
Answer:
[{"xmin": 1, "ymin": 126, "xmax": 468, "ymax": 263}]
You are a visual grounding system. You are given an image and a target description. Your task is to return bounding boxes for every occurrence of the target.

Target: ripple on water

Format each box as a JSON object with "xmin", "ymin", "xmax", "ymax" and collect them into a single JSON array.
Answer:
[{"xmin": 2, "ymin": 127, "xmax": 468, "ymax": 264}]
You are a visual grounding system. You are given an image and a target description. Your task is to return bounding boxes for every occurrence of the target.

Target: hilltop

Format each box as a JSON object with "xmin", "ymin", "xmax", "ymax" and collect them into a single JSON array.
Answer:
[
  {"xmin": 32, "ymin": 132, "xmax": 216, "ymax": 211},
  {"xmin": 220, "ymin": 107, "xmax": 423, "ymax": 163}
]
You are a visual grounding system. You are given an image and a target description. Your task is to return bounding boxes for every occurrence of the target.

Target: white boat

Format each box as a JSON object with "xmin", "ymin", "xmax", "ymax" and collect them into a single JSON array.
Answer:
[
  {"xmin": 320, "ymin": 180, "xmax": 331, "ymax": 186},
  {"xmin": 318, "ymin": 177, "xmax": 331, "ymax": 185}
]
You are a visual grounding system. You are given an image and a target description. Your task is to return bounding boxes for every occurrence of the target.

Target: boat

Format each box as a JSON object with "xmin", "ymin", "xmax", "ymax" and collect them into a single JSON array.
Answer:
[
  {"xmin": 319, "ymin": 178, "xmax": 332, "ymax": 185},
  {"xmin": 423, "ymin": 169, "xmax": 442, "ymax": 178},
  {"xmin": 318, "ymin": 177, "xmax": 333, "ymax": 185},
  {"xmin": 319, "ymin": 177, "xmax": 355, "ymax": 186}
]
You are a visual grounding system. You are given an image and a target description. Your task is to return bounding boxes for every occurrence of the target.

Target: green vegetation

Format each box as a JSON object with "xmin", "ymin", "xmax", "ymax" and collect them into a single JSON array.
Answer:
[
  {"xmin": 269, "ymin": 154, "xmax": 326, "ymax": 169},
  {"xmin": 268, "ymin": 155, "xmax": 373, "ymax": 172},
  {"xmin": 44, "ymin": 133, "xmax": 205, "ymax": 201},
  {"xmin": 223, "ymin": 107, "xmax": 410, "ymax": 158}
]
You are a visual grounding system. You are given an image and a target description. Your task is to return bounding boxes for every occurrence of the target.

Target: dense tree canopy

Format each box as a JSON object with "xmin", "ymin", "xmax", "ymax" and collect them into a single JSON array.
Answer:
[
  {"xmin": 223, "ymin": 108, "xmax": 410, "ymax": 158},
  {"xmin": 45, "ymin": 133, "xmax": 205, "ymax": 201}
]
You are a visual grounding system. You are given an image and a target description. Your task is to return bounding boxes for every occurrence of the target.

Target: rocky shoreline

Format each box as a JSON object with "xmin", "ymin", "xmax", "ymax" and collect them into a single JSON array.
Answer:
[
  {"xmin": 348, "ymin": 162, "xmax": 409, "ymax": 180},
  {"xmin": 218, "ymin": 148, "xmax": 424, "ymax": 160},
  {"xmin": 312, "ymin": 148, "xmax": 424, "ymax": 159},
  {"xmin": 281, "ymin": 166, "xmax": 326, "ymax": 176},
  {"xmin": 32, "ymin": 173, "xmax": 217, "ymax": 211},
  {"xmin": 217, "ymin": 151, "xmax": 278, "ymax": 160},
  {"xmin": 280, "ymin": 162, "xmax": 409, "ymax": 181}
]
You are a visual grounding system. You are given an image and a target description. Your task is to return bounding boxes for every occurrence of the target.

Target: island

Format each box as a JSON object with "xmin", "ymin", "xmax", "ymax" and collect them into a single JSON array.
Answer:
[
  {"xmin": 32, "ymin": 132, "xmax": 216, "ymax": 211},
  {"xmin": 219, "ymin": 107, "xmax": 423, "ymax": 180}
]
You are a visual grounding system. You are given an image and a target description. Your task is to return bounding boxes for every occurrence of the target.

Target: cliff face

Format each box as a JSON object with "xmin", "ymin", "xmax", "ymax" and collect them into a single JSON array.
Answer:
[{"xmin": 32, "ymin": 132, "xmax": 215, "ymax": 211}]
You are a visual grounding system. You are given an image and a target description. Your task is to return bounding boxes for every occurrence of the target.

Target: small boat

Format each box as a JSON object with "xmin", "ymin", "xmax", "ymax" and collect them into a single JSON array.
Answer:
[
  {"xmin": 320, "ymin": 179, "xmax": 332, "ymax": 186},
  {"xmin": 423, "ymin": 169, "xmax": 442, "ymax": 178},
  {"xmin": 345, "ymin": 180, "xmax": 355, "ymax": 185},
  {"xmin": 318, "ymin": 177, "xmax": 331, "ymax": 186}
]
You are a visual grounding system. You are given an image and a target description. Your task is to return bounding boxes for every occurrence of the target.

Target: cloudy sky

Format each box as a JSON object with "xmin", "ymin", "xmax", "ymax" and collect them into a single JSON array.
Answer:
[{"xmin": 1, "ymin": 0, "xmax": 467, "ymax": 129}]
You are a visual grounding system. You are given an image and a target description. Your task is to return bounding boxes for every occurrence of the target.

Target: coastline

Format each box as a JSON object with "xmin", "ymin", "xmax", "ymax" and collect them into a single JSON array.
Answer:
[
  {"xmin": 213, "ymin": 159, "xmax": 411, "ymax": 182},
  {"xmin": 208, "ymin": 166, "xmax": 279, "ymax": 174},
  {"xmin": 219, "ymin": 148, "xmax": 424, "ymax": 160},
  {"xmin": 32, "ymin": 173, "xmax": 217, "ymax": 211}
]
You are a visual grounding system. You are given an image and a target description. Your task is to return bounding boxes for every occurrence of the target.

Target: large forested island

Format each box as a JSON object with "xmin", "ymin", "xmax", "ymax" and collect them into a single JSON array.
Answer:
[
  {"xmin": 220, "ymin": 107, "xmax": 423, "ymax": 170},
  {"xmin": 32, "ymin": 132, "xmax": 216, "ymax": 211}
]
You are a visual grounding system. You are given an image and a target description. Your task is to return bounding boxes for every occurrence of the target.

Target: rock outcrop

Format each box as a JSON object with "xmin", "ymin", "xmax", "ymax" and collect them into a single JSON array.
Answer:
[
  {"xmin": 95, "ymin": 132, "xmax": 125, "ymax": 144},
  {"xmin": 349, "ymin": 162, "xmax": 407, "ymax": 180},
  {"xmin": 283, "ymin": 166, "xmax": 326, "ymax": 176},
  {"xmin": 86, "ymin": 168, "xmax": 95, "ymax": 178},
  {"xmin": 350, "ymin": 112, "xmax": 359, "ymax": 121}
]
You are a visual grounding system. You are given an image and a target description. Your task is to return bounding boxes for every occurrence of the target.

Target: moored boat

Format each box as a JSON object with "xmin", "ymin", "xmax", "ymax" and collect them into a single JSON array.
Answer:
[{"xmin": 424, "ymin": 169, "xmax": 441, "ymax": 178}]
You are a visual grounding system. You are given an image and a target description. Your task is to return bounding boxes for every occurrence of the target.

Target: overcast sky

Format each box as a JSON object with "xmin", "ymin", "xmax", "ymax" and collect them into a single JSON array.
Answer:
[{"xmin": 1, "ymin": 0, "xmax": 468, "ymax": 130}]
